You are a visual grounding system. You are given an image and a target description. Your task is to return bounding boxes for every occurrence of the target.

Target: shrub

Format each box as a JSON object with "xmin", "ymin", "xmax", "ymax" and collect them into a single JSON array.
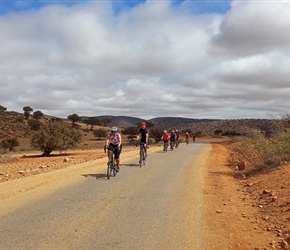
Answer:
[
  {"xmin": 229, "ymin": 130, "xmax": 288, "ymax": 171},
  {"xmin": 30, "ymin": 120, "xmax": 81, "ymax": 156},
  {"xmin": 0, "ymin": 138, "xmax": 19, "ymax": 151}
]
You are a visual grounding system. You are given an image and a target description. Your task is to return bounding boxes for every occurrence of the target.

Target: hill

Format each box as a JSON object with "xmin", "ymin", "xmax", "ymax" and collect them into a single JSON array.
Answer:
[
  {"xmin": 0, "ymin": 111, "xmax": 282, "ymax": 140},
  {"xmin": 92, "ymin": 116, "xmax": 281, "ymax": 135}
]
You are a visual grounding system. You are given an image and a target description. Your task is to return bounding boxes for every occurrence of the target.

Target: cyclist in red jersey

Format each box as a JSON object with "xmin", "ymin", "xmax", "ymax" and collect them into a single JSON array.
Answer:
[
  {"xmin": 175, "ymin": 129, "xmax": 180, "ymax": 147},
  {"xmin": 161, "ymin": 130, "xmax": 169, "ymax": 142}
]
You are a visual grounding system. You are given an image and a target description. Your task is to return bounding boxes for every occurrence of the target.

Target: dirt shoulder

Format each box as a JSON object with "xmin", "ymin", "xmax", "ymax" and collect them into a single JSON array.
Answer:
[{"xmin": 204, "ymin": 142, "xmax": 290, "ymax": 250}]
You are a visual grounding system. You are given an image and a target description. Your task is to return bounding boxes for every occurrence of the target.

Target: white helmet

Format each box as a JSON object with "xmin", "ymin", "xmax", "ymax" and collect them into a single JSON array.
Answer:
[
  {"xmin": 111, "ymin": 126, "xmax": 118, "ymax": 132},
  {"xmin": 172, "ymin": 130, "xmax": 175, "ymax": 132},
  {"xmin": 164, "ymin": 130, "xmax": 167, "ymax": 133},
  {"xmin": 186, "ymin": 132, "xmax": 188, "ymax": 134},
  {"xmin": 176, "ymin": 130, "xmax": 178, "ymax": 132}
]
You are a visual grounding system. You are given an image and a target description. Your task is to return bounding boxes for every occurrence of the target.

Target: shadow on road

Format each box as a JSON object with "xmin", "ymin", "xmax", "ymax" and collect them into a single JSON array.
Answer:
[
  {"xmin": 82, "ymin": 173, "xmax": 107, "ymax": 180},
  {"xmin": 121, "ymin": 163, "xmax": 140, "ymax": 168}
]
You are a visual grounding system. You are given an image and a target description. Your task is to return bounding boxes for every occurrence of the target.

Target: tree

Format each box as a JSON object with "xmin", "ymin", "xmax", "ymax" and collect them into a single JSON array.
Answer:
[
  {"xmin": 122, "ymin": 126, "xmax": 139, "ymax": 140},
  {"xmin": 214, "ymin": 129, "xmax": 223, "ymax": 135},
  {"xmin": 23, "ymin": 106, "xmax": 33, "ymax": 119},
  {"xmin": 93, "ymin": 128, "xmax": 107, "ymax": 140},
  {"xmin": 0, "ymin": 105, "xmax": 7, "ymax": 113},
  {"xmin": 83, "ymin": 117, "xmax": 101, "ymax": 131},
  {"xmin": 67, "ymin": 113, "xmax": 81, "ymax": 125},
  {"xmin": 1, "ymin": 138, "xmax": 19, "ymax": 151},
  {"xmin": 30, "ymin": 120, "xmax": 82, "ymax": 157},
  {"xmin": 33, "ymin": 110, "xmax": 44, "ymax": 120},
  {"xmin": 149, "ymin": 127, "xmax": 163, "ymax": 143},
  {"xmin": 28, "ymin": 119, "xmax": 41, "ymax": 131}
]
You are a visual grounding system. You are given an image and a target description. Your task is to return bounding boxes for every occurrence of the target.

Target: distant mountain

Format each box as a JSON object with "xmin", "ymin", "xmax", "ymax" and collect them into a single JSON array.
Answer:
[
  {"xmin": 94, "ymin": 115, "xmax": 144, "ymax": 128},
  {"xmin": 148, "ymin": 117, "xmax": 217, "ymax": 129},
  {"xmin": 91, "ymin": 116, "xmax": 281, "ymax": 135}
]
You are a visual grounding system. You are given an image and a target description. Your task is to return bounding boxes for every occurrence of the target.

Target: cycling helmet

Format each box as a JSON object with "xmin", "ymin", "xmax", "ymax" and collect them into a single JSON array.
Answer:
[
  {"xmin": 186, "ymin": 132, "xmax": 188, "ymax": 134},
  {"xmin": 176, "ymin": 130, "xmax": 178, "ymax": 132},
  {"xmin": 140, "ymin": 121, "xmax": 146, "ymax": 126},
  {"xmin": 111, "ymin": 126, "xmax": 118, "ymax": 132},
  {"xmin": 172, "ymin": 130, "xmax": 175, "ymax": 132},
  {"xmin": 164, "ymin": 130, "xmax": 167, "ymax": 133}
]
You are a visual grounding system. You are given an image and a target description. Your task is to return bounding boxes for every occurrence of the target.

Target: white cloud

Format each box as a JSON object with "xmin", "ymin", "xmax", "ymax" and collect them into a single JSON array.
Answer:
[{"xmin": 0, "ymin": 0, "xmax": 290, "ymax": 120}]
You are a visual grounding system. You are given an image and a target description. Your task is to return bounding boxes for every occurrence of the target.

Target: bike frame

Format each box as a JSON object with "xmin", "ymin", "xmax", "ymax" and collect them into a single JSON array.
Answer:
[
  {"xmin": 139, "ymin": 143, "xmax": 146, "ymax": 167},
  {"xmin": 163, "ymin": 141, "xmax": 168, "ymax": 152},
  {"xmin": 106, "ymin": 148, "xmax": 117, "ymax": 179}
]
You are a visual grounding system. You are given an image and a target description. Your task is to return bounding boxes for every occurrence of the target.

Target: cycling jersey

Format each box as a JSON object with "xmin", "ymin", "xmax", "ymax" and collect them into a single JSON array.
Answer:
[
  {"xmin": 107, "ymin": 132, "xmax": 121, "ymax": 145},
  {"xmin": 139, "ymin": 128, "xmax": 149, "ymax": 143},
  {"xmin": 185, "ymin": 134, "xmax": 190, "ymax": 138},
  {"xmin": 170, "ymin": 132, "xmax": 176, "ymax": 141},
  {"xmin": 175, "ymin": 132, "xmax": 180, "ymax": 138},
  {"xmin": 161, "ymin": 133, "xmax": 169, "ymax": 141}
]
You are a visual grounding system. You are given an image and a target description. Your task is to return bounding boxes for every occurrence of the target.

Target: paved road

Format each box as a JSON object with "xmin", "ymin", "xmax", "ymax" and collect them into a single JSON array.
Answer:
[{"xmin": 0, "ymin": 141, "xmax": 212, "ymax": 250}]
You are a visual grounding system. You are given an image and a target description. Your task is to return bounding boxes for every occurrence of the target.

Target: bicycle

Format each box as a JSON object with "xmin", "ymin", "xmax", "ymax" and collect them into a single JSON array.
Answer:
[
  {"xmin": 175, "ymin": 138, "xmax": 179, "ymax": 148},
  {"xmin": 163, "ymin": 141, "xmax": 168, "ymax": 153},
  {"xmin": 186, "ymin": 137, "xmax": 189, "ymax": 145},
  {"xmin": 170, "ymin": 140, "xmax": 175, "ymax": 151},
  {"xmin": 138, "ymin": 142, "xmax": 146, "ymax": 167},
  {"xmin": 104, "ymin": 146, "xmax": 117, "ymax": 180}
]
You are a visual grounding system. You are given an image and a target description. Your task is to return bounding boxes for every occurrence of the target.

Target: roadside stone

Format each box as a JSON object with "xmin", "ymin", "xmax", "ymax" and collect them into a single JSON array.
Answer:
[
  {"xmin": 17, "ymin": 170, "xmax": 26, "ymax": 175},
  {"xmin": 237, "ymin": 161, "xmax": 247, "ymax": 170},
  {"xmin": 281, "ymin": 240, "xmax": 290, "ymax": 250}
]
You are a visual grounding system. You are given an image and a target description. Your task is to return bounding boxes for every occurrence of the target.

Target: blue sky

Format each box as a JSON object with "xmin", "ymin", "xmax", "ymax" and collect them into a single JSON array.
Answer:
[
  {"xmin": 0, "ymin": 0, "xmax": 290, "ymax": 120},
  {"xmin": 0, "ymin": 0, "xmax": 231, "ymax": 15}
]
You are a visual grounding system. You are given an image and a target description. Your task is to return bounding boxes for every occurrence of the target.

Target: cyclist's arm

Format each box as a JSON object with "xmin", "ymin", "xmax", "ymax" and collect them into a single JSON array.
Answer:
[{"xmin": 118, "ymin": 134, "xmax": 122, "ymax": 147}]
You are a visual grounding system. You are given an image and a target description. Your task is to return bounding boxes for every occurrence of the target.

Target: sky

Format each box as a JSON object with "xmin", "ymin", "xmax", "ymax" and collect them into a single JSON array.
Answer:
[{"xmin": 0, "ymin": 0, "xmax": 290, "ymax": 120}]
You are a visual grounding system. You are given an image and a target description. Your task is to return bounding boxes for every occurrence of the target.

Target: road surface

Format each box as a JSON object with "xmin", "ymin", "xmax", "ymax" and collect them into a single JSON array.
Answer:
[{"xmin": 0, "ymin": 141, "xmax": 212, "ymax": 250}]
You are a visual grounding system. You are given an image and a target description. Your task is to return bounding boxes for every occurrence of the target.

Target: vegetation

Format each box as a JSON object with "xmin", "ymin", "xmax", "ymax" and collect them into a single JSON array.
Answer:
[
  {"xmin": 83, "ymin": 117, "xmax": 101, "ymax": 130},
  {"xmin": 23, "ymin": 106, "xmax": 33, "ymax": 119},
  {"xmin": 30, "ymin": 119, "xmax": 82, "ymax": 156},
  {"xmin": 149, "ymin": 127, "xmax": 163, "ymax": 143},
  {"xmin": 0, "ymin": 138, "xmax": 19, "ymax": 151},
  {"xmin": 94, "ymin": 128, "xmax": 107, "ymax": 140},
  {"xmin": 229, "ymin": 115, "xmax": 290, "ymax": 172},
  {"xmin": 67, "ymin": 113, "xmax": 82, "ymax": 125}
]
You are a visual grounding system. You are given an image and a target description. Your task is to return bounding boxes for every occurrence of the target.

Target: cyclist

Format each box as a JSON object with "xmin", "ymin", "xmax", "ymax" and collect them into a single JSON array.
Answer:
[
  {"xmin": 185, "ymin": 132, "xmax": 190, "ymax": 144},
  {"xmin": 170, "ymin": 130, "xmax": 176, "ymax": 150},
  {"xmin": 105, "ymin": 126, "xmax": 122, "ymax": 172},
  {"xmin": 161, "ymin": 130, "xmax": 169, "ymax": 150},
  {"xmin": 136, "ymin": 121, "xmax": 149, "ymax": 157},
  {"xmin": 175, "ymin": 129, "xmax": 180, "ymax": 147},
  {"xmin": 193, "ymin": 134, "xmax": 196, "ymax": 143}
]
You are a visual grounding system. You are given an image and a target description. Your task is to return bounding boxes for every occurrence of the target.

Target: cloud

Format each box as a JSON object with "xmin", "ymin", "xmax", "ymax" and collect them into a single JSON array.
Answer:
[{"xmin": 0, "ymin": 0, "xmax": 290, "ymax": 120}]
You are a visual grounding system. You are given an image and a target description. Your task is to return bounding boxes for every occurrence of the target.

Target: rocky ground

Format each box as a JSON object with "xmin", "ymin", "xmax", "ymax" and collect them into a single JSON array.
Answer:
[{"xmin": 0, "ymin": 141, "xmax": 290, "ymax": 249}]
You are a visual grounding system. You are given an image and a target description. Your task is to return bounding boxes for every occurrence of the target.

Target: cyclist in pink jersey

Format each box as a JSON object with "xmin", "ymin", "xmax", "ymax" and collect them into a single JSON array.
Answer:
[{"xmin": 105, "ymin": 126, "xmax": 122, "ymax": 172}]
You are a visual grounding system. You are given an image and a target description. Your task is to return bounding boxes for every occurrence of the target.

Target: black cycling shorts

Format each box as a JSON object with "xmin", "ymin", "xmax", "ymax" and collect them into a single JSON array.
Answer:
[{"xmin": 107, "ymin": 144, "xmax": 122, "ymax": 159}]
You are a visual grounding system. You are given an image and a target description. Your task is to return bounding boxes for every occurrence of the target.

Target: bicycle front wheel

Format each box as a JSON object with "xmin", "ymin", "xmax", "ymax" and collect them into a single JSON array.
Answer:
[{"xmin": 107, "ymin": 162, "xmax": 111, "ymax": 180}]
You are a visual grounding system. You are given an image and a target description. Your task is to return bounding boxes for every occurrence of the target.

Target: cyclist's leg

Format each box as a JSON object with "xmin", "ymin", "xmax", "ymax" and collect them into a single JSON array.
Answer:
[
  {"xmin": 107, "ymin": 144, "xmax": 113, "ymax": 163},
  {"xmin": 113, "ymin": 146, "xmax": 121, "ymax": 172}
]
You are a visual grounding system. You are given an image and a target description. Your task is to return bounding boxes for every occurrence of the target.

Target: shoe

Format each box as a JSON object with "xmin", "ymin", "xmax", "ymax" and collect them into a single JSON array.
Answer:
[{"xmin": 116, "ymin": 166, "xmax": 120, "ymax": 172}]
